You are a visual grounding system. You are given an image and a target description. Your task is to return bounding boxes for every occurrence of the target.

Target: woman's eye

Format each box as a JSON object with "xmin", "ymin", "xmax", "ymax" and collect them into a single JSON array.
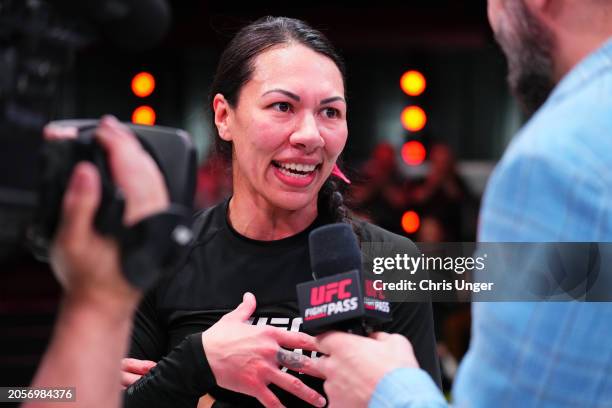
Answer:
[
  {"xmin": 323, "ymin": 107, "xmax": 340, "ymax": 119},
  {"xmin": 272, "ymin": 102, "xmax": 292, "ymax": 113}
]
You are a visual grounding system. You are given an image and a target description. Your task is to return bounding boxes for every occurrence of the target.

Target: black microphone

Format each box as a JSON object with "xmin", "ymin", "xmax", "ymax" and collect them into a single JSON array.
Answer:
[{"xmin": 296, "ymin": 223, "xmax": 392, "ymax": 335}]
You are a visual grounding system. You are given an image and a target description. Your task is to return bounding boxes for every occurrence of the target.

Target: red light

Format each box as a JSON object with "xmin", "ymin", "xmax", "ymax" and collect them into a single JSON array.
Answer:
[
  {"xmin": 132, "ymin": 106, "xmax": 156, "ymax": 125},
  {"xmin": 401, "ymin": 211, "xmax": 420, "ymax": 234},
  {"xmin": 400, "ymin": 70, "xmax": 426, "ymax": 96},
  {"xmin": 401, "ymin": 141, "xmax": 426, "ymax": 166},
  {"xmin": 401, "ymin": 106, "xmax": 427, "ymax": 132},
  {"xmin": 131, "ymin": 72, "xmax": 155, "ymax": 98}
]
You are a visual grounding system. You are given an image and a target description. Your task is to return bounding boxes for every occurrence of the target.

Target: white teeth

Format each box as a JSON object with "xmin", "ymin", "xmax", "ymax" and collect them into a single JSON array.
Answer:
[
  {"xmin": 277, "ymin": 162, "xmax": 317, "ymax": 172},
  {"xmin": 278, "ymin": 167, "xmax": 308, "ymax": 178}
]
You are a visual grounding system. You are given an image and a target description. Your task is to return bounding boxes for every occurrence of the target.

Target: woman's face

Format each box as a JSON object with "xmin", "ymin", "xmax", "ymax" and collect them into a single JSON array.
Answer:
[{"xmin": 215, "ymin": 43, "xmax": 348, "ymax": 212}]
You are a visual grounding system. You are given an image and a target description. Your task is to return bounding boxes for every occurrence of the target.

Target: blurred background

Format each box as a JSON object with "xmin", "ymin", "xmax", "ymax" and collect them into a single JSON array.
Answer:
[{"xmin": 0, "ymin": 0, "xmax": 524, "ymax": 397}]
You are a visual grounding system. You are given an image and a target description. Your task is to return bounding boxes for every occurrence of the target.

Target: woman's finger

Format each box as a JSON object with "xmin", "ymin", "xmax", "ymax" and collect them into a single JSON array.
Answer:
[
  {"xmin": 275, "ymin": 349, "xmax": 324, "ymax": 379},
  {"xmin": 121, "ymin": 358, "xmax": 157, "ymax": 375},
  {"xmin": 267, "ymin": 369, "xmax": 326, "ymax": 408},
  {"xmin": 254, "ymin": 385, "xmax": 285, "ymax": 408},
  {"xmin": 120, "ymin": 371, "xmax": 142, "ymax": 387},
  {"xmin": 273, "ymin": 328, "xmax": 317, "ymax": 351}
]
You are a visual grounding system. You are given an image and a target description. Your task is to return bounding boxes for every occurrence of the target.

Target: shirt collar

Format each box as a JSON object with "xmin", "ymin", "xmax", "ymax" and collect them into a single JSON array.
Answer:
[{"xmin": 547, "ymin": 36, "xmax": 612, "ymax": 105}]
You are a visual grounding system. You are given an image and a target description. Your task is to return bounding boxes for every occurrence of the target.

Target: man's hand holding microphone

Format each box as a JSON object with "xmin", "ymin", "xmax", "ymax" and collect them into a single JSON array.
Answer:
[{"xmin": 294, "ymin": 223, "xmax": 424, "ymax": 408}]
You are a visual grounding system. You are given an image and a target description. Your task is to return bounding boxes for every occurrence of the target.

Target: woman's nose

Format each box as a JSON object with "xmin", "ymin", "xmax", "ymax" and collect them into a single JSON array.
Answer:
[{"xmin": 289, "ymin": 114, "xmax": 325, "ymax": 153}]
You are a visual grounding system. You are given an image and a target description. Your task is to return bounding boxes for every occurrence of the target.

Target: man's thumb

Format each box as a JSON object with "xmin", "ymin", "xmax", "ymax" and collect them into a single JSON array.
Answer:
[{"xmin": 57, "ymin": 162, "xmax": 100, "ymax": 242}]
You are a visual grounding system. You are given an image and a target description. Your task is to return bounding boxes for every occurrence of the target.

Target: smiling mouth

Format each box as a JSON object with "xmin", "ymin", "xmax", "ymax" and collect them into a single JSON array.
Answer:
[{"xmin": 271, "ymin": 161, "xmax": 321, "ymax": 178}]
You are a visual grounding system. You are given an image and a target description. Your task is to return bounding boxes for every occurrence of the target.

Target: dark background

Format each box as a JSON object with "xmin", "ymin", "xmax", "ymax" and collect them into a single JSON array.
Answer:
[{"xmin": 69, "ymin": 0, "xmax": 517, "ymax": 162}]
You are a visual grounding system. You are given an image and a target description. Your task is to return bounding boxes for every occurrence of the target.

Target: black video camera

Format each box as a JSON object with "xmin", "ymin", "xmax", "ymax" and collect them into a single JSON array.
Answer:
[{"xmin": 28, "ymin": 119, "xmax": 197, "ymax": 290}]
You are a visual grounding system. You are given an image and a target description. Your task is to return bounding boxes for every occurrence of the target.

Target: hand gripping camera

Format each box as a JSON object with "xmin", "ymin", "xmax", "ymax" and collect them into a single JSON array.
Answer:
[{"xmin": 28, "ymin": 119, "xmax": 197, "ymax": 290}]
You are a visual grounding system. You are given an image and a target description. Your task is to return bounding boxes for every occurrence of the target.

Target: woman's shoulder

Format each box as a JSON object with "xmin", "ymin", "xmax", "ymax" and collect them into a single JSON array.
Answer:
[
  {"xmin": 191, "ymin": 200, "xmax": 228, "ymax": 241},
  {"xmin": 353, "ymin": 219, "xmax": 420, "ymax": 257}
]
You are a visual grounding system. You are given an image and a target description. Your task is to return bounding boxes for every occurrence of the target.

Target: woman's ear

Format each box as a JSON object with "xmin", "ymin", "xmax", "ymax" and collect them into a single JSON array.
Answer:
[{"xmin": 213, "ymin": 93, "xmax": 233, "ymax": 142}]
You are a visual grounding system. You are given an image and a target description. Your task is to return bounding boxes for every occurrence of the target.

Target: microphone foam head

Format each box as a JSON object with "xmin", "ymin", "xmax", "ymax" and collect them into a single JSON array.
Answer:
[{"xmin": 309, "ymin": 223, "xmax": 361, "ymax": 279}]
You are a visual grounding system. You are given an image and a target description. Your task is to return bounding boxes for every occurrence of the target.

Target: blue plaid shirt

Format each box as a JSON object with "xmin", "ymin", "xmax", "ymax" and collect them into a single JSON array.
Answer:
[{"xmin": 370, "ymin": 38, "xmax": 612, "ymax": 408}]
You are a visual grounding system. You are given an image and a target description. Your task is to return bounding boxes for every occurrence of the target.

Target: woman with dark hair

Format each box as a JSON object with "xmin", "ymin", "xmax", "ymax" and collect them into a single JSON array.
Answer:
[{"xmin": 123, "ymin": 16, "xmax": 440, "ymax": 408}]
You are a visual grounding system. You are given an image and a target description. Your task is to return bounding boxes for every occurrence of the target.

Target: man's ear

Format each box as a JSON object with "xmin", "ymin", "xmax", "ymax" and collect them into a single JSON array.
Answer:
[
  {"xmin": 524, "ymin": 0, "xmax": 555, "ymax": 19},
  {"xmin": 525, "ymin": 0, "xmax": 547, "ymax": 10},
  {"xmin": 524, "ymin": 0, "xmax": 562, "ymax": 35},
  {"xmin": 213, "ymin": 93, "xmax": 233, "ymax": 142}
]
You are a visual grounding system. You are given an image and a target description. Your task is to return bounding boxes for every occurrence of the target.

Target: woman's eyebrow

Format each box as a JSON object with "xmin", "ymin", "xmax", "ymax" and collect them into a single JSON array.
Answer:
[
  {"xmin": 262, "ymin": 89, "xmax": 300, "ymax": 101},
  {"xmin": 320, "ymin": 96, "xmax": 346, "ymax": 105},
  {"xmin": 262, "ymin": 90, "xmax": 346, "ymax": 106}
]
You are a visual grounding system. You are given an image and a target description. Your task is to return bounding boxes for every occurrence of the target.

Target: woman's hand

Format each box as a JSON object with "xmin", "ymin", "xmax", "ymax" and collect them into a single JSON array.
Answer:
[
  {"xmin": 197, "ymin": 394, "xmax": 216, "ymax": 408},
  {"xmin": 120, "ymin": 358, "xmax": 157, "ymax": 389},
  {"xmin": 202, "ymin": 293, "xmax": 327, "ymax": 408}
]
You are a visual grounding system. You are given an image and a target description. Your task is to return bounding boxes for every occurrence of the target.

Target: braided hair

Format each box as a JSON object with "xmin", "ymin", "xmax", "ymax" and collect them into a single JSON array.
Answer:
[{"xmin": 318, "ymin": 177, "xmax": 362, "ymax": 240}]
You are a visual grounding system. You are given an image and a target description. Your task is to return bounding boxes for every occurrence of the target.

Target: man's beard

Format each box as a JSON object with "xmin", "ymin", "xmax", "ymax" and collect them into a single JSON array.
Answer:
[{"xmin": 494, "ymin": 0, "xmax": 556, "ymax": 116}]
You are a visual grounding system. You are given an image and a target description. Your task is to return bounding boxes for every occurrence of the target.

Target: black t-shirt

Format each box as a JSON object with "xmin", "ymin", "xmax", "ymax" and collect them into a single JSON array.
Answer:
[{"xmin": 124, "ymin": 200, "xmax": 441, "ymax": 407}]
